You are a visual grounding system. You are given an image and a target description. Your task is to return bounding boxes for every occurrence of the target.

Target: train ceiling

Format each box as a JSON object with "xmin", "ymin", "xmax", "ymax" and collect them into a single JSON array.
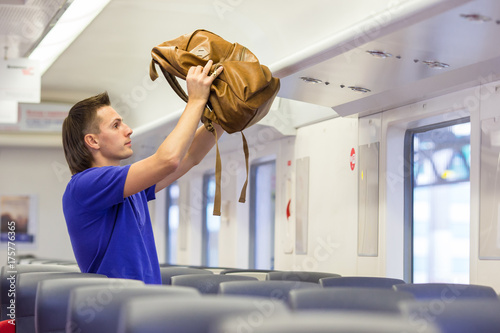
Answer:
[{"xmin": 1, "ymin": 0, "xmax": 498, "ymax": 130}]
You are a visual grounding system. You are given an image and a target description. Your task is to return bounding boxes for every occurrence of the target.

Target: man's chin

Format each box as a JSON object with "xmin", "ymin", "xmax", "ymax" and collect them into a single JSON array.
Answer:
[{"xmin": 124, "ymin": 149, "xmax": 133, "ymax": 159}]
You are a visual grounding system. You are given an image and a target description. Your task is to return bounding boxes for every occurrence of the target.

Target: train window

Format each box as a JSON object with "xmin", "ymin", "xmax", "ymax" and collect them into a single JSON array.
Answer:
[
  {"xmin": 165, "ymin": 182, "xmax": 179, "ymax": 264},
  {"xmin": 405, "ymin": 118, "xmax": 471, "ymax": 283},
  {"xmin": 249, "ymin": 160, "xmax": 276, "ymax": 269},
  {"xmin": 202, "ymin": 172, "xmax": 220, "ymax": 266}
]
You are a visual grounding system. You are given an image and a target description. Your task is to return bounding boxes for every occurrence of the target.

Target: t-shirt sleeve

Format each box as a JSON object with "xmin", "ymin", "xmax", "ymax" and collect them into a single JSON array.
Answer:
[
  {"xmin": 145, "ymin": 184, "xmax": 156, "ymax": 202},
  {"xmin": 70, "ymin": 165, "xmax": 130, "ymax": 210}
]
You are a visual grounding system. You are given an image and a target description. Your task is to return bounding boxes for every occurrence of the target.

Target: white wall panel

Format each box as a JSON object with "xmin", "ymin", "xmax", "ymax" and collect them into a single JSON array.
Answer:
[{"xmin": 273, "ymin": 116, "xmax": 359, "ymax": 275}]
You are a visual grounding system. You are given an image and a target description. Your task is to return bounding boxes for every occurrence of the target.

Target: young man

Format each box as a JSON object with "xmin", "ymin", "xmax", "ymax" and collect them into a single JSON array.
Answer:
[{"xmin": 62, "ymin": 60, "xmax": 223, "ymax": 284}]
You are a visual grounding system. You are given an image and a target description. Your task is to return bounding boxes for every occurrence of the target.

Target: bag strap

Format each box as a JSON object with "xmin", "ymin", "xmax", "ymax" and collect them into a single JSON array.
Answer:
[
  {"xmin": 214, "ymin": 126, "xmax": 222, "ymax": 216},
  {"xmin": 203, "ymin": 120, "xmax": 222, "ymax": 216},
  {"xmin": 211, "ymin": 129, "xmax": 249, "ymax": 215},
  {"xmin": 239, "ymin": 132, "xmax": 249, "ymax": 203}
]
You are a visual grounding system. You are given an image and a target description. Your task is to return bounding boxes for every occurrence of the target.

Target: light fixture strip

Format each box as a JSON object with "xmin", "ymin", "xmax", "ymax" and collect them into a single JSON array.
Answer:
[
  {"xmin": 23, "ymin": 0, "xmax": 74, "ymax": 58},
  {"xmin": 28, "ymin": 0, "xmax": 112, "ymax": 75}
]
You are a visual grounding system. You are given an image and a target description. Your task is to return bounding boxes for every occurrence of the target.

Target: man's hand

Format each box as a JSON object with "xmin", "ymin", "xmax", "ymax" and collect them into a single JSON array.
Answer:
[{"xmin": 186, "ymin": 60, "xmax": 223, "ymax": 104}]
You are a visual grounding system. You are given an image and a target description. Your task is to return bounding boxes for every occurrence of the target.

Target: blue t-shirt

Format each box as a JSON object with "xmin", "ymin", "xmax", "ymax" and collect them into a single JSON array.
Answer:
[{"xmin": 62, "ymin": 165, "xmax": 161, "ymax": 284}]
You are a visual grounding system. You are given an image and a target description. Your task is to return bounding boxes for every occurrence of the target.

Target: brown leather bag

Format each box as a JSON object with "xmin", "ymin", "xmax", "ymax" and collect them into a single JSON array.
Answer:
[{"xmin": 150, "ymin": 29, "xmax": 280, "ymax": 215}]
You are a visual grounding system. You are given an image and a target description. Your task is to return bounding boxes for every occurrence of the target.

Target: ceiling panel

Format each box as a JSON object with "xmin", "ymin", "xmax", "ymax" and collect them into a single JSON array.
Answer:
[
  {"xmin": 40, "ymin": 0, "xmax": 443, "ymax": 129},
  {"xmin": 3, "ymin": 0, "xmax": 499, "ymax": 134},
  {"xmin": 278, "ymin": 0, "xmax": 500, "ymax": 117}
]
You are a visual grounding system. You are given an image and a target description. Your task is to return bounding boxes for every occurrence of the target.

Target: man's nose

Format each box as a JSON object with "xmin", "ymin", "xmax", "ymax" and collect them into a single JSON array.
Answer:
[{"xmin": 124, "ymin": 123, "xmax": 133, "ymax": 136}]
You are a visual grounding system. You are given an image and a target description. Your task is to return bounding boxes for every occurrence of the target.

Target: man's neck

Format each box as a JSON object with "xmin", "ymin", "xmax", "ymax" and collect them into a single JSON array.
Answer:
[{"xmin": 91, "ymin": 156, "xmax": 121, "ymax": 168}]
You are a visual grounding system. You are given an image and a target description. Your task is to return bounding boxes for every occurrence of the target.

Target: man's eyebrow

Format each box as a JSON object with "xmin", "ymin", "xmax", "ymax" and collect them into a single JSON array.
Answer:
[{"xmin": 109, "ymin": 117, "xmax": 123, "ymax": 125}]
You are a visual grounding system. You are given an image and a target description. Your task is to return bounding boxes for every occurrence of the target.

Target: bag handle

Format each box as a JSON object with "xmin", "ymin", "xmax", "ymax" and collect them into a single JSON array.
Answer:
[{"xmin": 158, "ymin": 64, "xmax": 189, "ymax": 103}]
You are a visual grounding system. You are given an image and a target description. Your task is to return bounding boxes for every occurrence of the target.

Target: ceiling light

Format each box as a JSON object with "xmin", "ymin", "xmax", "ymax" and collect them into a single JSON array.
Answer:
[
  {"xmin": 422, "ymin": 61, "xmax": 449, "ymax": 69},
  {"xmin": 300, "ymin": 77, "xmax": 323, "ymax": 84},
  {"xmin": 28, "ymin": 0, "xmax": 112, "ymax": 75},
  {"xmin": 348, "ymin": 86, "xmax": 371, "ymax": 93},
  {"xmin": 460, "ymin": 14, "xmax": 491, "ymax": 22},
  {"xmin": 366, "ymin": 50, "xmax": 392, "ymax": 58}
]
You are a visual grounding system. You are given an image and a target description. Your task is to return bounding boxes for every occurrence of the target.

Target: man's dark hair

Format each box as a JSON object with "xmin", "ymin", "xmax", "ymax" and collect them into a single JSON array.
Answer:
[{"xmin": 62, "ymin": 92, "xmax": 111, "ymax": 175}]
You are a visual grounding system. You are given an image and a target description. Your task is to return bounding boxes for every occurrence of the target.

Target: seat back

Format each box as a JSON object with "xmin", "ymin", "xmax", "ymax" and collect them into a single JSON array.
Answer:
[
  {"xmin": 289, "ymin": 287, "xmax": 415, "ymax": 313},
  {"xmin": 400, "ymin": 299, "xmax": 500, "ymax": 333},
  {"xmin": 220, "ymin": 272, "xmax": 269, "ymax": 280},
  {"xmin": 393, "ymin": 283, "xmax": 498, "ymax": 300},
  {"xmin": 16, "ymin": 272, "xmax": 104, "ymax": 333},
  {"xmin": 220, "ymin": 269, "xmax": 278, "ymax": 281},
  {"xmin": 159, "ymin": 266, "xmax": 213, "ymax": 285},
  {"xmin": 171, "ymin": 274, "xmax": 258, "ymax": 294},
  {"xmin": 266, "ymin": 271, "xmax": 341, "ymax": 283},
  {"xmin": 320, "ymin": 276, "xmax": 405, "ymax": 288},
  {"xmin": 68, "ymin": 284, "xmax": 200, "ymax": 333},
  {"xmin": 118, "ymin": 295, "xmax": 289, "ymax": 333},
  {"xmin": 0, "ymin": 264, "xmax": 79, "ymax": 320},
  {"xmin": 213, "ymin": 312, "xmax": 440, "ymax": 333},
  {"xmin": 35, "ymin": 277, "xmax": 141, "ymax": 333},
  {"xmin": 220, "ymin": 269, "xmax": 277, "ymax": 274},
  {"xmin": 219, "ymin": 280, "xmax": 321, "ymax": 303}
]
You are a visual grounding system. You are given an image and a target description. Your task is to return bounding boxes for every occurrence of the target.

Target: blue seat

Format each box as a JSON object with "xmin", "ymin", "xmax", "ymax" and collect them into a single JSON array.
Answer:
[
  {"xmin": 213, "ymin": 312, "xmax": 440, "ymax": 333},
  {"xmin": 15, "ymin": 271, "xmax": 104, "ymax": 333},
  {"xmin": 393, "ymin": 283, "xmax": 498, "ymax": 300},
  {"xmin": 159, "ymin": 266, "xmax": 213, "ymax": 285},
  {"xmin": 320, "ymin": 276, "xmax": 405, "ymax": 288},
  {"xmin": 0, "ymin": 264, "xmax": 79, "ymax": 321},
  {"xmin": 118, "ymin": 295, "xmax": 290, "ymax": 333},
  {"xmin": 289, "ymin": 287, "xmax": 415, "ymax": 313},
  {"xmin": 266, "ymin": 271, "xmax": 341, "ymax": 283},
  {"xmin": 219, "ymin": 280, "xmax": 320, "ymax": 303},
  {"xmin": 35, "ymin": 277, "xmax": 141, "ymax": 333},
  {"xmin": 171, "ymin": 274, "xmax": 258, "ymax": 294},
  {"xmin": 67, "ymin": 284, "xmax": 200, "ymax": 333},
  {"xmin": 400, "ymin": 299, "xmax": 500, "ymax": 333}
]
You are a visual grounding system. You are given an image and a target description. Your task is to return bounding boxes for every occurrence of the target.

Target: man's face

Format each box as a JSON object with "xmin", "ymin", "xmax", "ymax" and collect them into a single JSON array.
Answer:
[{"xmin": 94, "ymin": 106, "xmax": 133, "ymax": 164}]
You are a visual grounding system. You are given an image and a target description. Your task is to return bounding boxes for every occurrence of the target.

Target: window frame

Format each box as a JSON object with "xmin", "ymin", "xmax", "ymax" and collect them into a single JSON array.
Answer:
[
  {"xmin": 249, "ymin": 159, "xmax": 276, "ymax": 269},
  {"xmin": 403, "ymin": 116, "xmax": 471, "ymax": 282}
]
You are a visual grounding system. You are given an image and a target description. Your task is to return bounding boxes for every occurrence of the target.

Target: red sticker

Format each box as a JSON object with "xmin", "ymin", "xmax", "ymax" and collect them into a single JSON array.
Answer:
[
  {"xmin": 286, "ymin": 199, "xmax": 291, "ymax": 220},
  {"xmin": 350, "ymin": 148, "xmax": 356, "ymax": 171}
]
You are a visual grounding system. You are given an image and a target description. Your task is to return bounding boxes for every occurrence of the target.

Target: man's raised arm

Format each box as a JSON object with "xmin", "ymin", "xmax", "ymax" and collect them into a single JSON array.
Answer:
[
  {"xmin": 123, "ymin": 60, "xmax": 223, "ymax": 198},
  {"xmin": 155, "ymin": 122, "xmax": 224, "ymax": 193}
]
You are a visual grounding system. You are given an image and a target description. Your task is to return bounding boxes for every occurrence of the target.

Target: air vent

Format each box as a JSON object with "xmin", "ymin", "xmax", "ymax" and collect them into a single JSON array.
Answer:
[
  {"xmin": 348, "ymin": 86, "xmax": 371, "ymax": 93},
  {"xmin": 300, "ymin": 77, "xmax": 323, "ymax": 84},
  {"xmin": 422, "ymin": 61, "xmax": 450, "ymax": 69},
  {"xmin": 460, "ymin": 14, "xmax": 491, "ymax": 22},
  {"xmin": 366, "ymin": 50, "xmax": 392, "ymax": 58}
]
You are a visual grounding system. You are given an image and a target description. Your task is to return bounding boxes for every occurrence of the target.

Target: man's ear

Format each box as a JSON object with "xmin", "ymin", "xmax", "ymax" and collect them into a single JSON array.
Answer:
[{"xmin": 84, "ymin": 133, "xmax": 100, "ymax": 150}]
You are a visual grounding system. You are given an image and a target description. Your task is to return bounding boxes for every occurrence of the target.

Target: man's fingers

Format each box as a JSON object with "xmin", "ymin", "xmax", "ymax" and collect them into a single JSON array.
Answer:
[
  {"xmin": 187, "ymin": 60, "xmax": 221, "ymax": 83},
  {"xmin": 203, "ymin": 60, "xmax": 213, "ymax": 75},
  {"xmin": 210, "ymin": 66, "xmax": 224, "ymax": 79}
]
